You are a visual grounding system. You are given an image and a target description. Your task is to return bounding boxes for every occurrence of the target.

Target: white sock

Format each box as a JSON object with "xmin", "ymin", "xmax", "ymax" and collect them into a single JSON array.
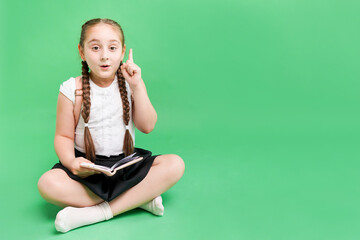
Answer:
[
  {"xmin": 55, "ymin": 201, "xmax": 113, "ymax": 233},
  {"xmin": 139, "ymin": 196, "xmax": 164, "ymax": 216}
]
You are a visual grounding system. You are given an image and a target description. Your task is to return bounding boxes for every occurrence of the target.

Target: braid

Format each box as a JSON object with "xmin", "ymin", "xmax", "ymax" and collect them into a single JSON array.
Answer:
[
  {"xmin": 79, "ymin": 18, "xmax": 130, "ymax": 157},
  {"xmin": 81, "ymin": 61, "xmax": 96, "ymax": 162},
  {"xmin": 117, "ymin": 61, "xmax": 134, "ymax": 156}
]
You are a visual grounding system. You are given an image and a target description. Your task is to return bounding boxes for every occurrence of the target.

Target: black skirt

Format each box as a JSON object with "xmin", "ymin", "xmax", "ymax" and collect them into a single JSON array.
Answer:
[{"xmin": 52, "ymin": 147, "xmax": 160, "ymax": 202}]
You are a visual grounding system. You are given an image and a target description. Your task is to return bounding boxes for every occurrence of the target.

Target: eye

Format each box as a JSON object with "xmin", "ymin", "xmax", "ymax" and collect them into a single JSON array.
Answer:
[
  {"xmin": 92, "ymin": 46, "xmax": 99, "ymax": 50},
  {"xmin": 110, "ymin": 46, "xmax": 117, "ymax": 50}
]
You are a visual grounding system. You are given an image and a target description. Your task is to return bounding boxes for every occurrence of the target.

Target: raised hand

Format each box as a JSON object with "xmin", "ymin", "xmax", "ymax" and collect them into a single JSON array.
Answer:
[{"xmin": 120, "ymin": 48, "xmax": 142, "ymax": 89}]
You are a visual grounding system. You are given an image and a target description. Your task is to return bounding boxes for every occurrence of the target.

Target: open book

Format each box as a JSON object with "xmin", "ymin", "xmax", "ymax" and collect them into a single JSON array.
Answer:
[{"xmin": 80, "ymin": 152, "xmax": 143, "ymax": 176}]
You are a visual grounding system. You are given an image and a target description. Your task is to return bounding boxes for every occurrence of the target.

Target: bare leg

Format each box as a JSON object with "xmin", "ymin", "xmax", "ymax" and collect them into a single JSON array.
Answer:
[
  {"xmin": 109, "ymin": 154, "xmax": 185, "ymax": 216},
  {"xmin": 38, "ymin": 169, "xmax": 103, "ymax": 208},
  {"xmin": 38, "ymin": 154, "xmax": 185, "ymax": 212},
  {"xmin": 39, "ymin": 154, "xmax": 184, "ymax": 233}
]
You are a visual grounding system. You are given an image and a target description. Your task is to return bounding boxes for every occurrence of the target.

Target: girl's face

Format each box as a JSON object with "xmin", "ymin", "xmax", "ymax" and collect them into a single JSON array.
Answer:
[{"xmin": 78, "ymin": 23, "xmax": 125, "ymax": 81}]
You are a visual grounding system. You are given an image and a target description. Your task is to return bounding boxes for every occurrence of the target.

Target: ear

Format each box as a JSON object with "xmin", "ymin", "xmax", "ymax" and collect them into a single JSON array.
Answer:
[
  {"xmin": 121, "ymin": 44, "xmax": 126, "ymax": 62},
  {"xmin": 78, "ymin": 44, "xmax": 85, "ymax": 61}
]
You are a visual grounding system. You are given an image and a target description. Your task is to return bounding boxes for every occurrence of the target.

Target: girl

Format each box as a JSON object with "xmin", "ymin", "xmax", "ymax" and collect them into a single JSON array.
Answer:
[{"xmin": 37, "ymin": 18, "xmax": 185, "ymax": 233}]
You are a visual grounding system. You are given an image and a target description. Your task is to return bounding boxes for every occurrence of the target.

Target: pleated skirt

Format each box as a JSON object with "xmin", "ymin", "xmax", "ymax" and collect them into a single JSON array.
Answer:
[{"xmin": 52, "ymin": 147, "xmax": 160, "ymax": 202}]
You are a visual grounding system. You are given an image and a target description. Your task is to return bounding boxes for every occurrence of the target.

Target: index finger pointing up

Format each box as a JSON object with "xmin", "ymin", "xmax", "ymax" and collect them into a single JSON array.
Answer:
[{"xmin": 128, "ymin": 48, "xmax": 134, "ymax": 62}]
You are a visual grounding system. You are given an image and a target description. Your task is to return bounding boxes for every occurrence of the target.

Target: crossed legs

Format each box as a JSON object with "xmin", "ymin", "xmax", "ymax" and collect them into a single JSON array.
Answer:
[{"xmin": 38, "ymin": 154, "xmax": 185, "ymax": 231}]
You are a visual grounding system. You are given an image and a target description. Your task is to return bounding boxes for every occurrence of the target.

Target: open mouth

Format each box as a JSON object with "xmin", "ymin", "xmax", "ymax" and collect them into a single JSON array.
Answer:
[{"xmin": 100, "ymin": 65, "xmax": 110, "ymax": 70}]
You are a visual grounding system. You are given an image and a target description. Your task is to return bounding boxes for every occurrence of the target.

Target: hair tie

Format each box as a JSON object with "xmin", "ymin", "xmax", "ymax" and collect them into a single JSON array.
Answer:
[
  {"xmin": 125, "ymin": 125, "xmax": 129, "ymax": 130},
  {"xmin": 84, "ymin": 123, "xmax": 89, "ymax": 128}
]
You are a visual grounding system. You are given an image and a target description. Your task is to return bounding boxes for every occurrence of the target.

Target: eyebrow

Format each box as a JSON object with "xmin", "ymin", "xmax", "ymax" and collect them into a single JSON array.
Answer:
[{"xmin": 87, "ymin": 39, "xmax": 121, "ymax": 44}]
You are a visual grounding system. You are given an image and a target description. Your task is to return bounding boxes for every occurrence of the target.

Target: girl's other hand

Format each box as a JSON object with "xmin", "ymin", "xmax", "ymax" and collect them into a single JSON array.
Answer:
[
  {"xmin": 70, "ymin": 157, "xmax": 101, "ymax": 178},
  {"xmin": 120, "ymin": 48, "xmax": 142, "ymax": 90}
]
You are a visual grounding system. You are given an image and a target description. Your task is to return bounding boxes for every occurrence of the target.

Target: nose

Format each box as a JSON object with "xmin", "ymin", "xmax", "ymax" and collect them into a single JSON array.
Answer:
[{"xmin": 101, "ymin": 49, "xmax": 109, "ymax": 60}]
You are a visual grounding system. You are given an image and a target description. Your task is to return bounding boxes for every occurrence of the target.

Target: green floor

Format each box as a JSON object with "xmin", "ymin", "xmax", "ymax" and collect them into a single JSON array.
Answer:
[{"xmin": 1, "ymin": 0, "xmax": 360, "ymax": 239}]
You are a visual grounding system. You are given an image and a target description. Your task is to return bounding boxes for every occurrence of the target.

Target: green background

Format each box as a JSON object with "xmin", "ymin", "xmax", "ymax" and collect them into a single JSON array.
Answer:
[{"xmin": 1, "ymin": 0, "xmax": 360, "ymax": 239}]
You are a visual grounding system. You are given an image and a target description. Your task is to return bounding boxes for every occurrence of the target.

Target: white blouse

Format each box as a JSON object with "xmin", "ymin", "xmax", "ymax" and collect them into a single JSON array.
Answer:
[{"xmin": 59, "ymin": 74, "xmax": 135, "ymax": 157}]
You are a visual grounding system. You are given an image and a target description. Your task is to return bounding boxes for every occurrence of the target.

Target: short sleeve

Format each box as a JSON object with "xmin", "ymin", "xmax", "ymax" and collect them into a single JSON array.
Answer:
[{"xmin": 59, "ymin": 77, "xmax": 76, "ymax": 104}]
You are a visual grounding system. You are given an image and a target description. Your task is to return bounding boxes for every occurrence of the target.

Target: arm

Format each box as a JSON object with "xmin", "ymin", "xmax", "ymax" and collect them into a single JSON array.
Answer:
[
  {"xmin": 131, "ymin": 79, "xmax": 157, "ymax": 134},
  {"xmin": 120, "ymin": 48, "xmax": 157, "ymax": 134},
  {"xmin": 54, "ymin": 92, "xmax": 98, "ymax": 177},
  {"xmin": 54, "ymin": 92, "xmax": 76, "ymax": 168}
]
